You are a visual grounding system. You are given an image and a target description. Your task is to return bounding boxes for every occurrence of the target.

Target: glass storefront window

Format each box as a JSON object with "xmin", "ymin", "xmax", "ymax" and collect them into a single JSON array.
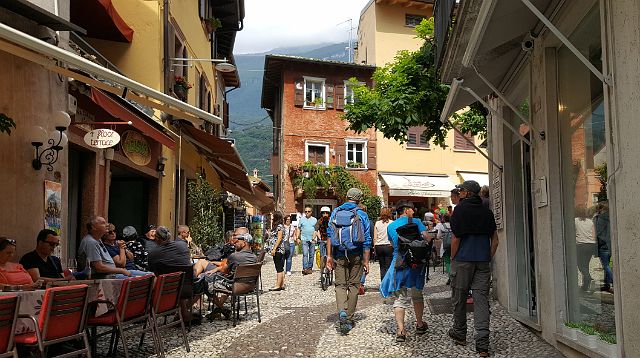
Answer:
[{"xmin": 557, "ymin": 4, "xmax": 616, "ymax": 343}]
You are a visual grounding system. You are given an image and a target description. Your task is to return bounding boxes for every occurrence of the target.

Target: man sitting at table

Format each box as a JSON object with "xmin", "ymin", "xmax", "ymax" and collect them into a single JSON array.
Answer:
[
  {"xmin": 206, "ymin": 227, "xmax": 257, "ymax": 319},
  {"xmin": 20, "ymin": 229, "xmax": 73, "ymax": 282},
  {"xmin": 102, "ymin": 223, "xmax": 152, "ymax": 277},
  {"xmin": 77, "ymin": 216, "xmax": 132, "ymax": 279}
]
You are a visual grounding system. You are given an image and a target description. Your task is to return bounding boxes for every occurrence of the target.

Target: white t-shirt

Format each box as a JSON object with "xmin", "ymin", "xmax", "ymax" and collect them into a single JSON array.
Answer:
[
  {"xmin": 435, "ymin": 222, "xmax": 451, "ymax": 238},
  {"xmin": 575, "ymin": 218, "xmax": 596, "ymax": 244},
  {"xmin": 284, "ymin": 224, "xmax": 296, "ymax": 244},
  {"xmin": 374, "ymin": 220, "xmax": 393, "ymax": 246}
]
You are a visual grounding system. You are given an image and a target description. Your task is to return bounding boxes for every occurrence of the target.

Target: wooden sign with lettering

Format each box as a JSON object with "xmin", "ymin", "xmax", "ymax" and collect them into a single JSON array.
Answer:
[
  {"xmin": 121, "ymin": 130, "xmax": 151, "ymax": 166},
  {"xmin": 83, "ymin": 129, "xmax": 120, "ymax": 148}
]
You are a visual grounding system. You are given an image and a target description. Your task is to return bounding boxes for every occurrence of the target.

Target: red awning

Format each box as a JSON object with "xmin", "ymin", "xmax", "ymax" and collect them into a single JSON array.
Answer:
[
  {"xmin": 90, "ymin": 88, "xmax": 175, "ymax": 149},
  {"xmin": 179, "ymin": 124, "xmax": 253, "ymax": 193},
  {"xmin": 70, "ymin": 0, "xmax": 134, "ymax": 43}
]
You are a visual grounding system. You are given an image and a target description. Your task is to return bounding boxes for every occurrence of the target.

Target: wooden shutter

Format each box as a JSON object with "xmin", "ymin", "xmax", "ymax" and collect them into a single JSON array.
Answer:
[
  {"xmin": 454, "ymin": 131, "xmax": 475, "ymax": 150},
  {"xmin": 335, "ymin": 85, "xmax": 345, "ymax": 111},
  {"xmin": 294, "ymin": 79, "xmax": 304, "ymax": 107},
  {"xmin": 335, "ymin": 141, "xmax": 346, "ymax": 166},
  {"xmin": 367, "ymin": 140, "xmax": 377, "ymax": 170},
  {"xmin": 326, "ymin": 83, "xmax": 335, "ymax": 109},
  {"xmin": 419, "ymin": 129, "xmax": 430, "ymax": 148}
]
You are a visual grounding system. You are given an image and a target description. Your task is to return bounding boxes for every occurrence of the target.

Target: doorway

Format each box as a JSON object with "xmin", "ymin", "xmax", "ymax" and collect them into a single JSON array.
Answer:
[{"xmin": 108, "ymin": 165, "xmax": 150, "ymax": 238}]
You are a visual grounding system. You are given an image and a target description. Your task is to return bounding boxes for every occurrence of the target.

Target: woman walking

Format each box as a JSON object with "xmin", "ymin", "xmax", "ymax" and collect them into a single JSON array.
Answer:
[
  {"xmin": 284, "ymin": 215, "xmax": 296, "ymax": 276},
  {"xmin": 268, "ymin": 211, "xmax": 286, "ymax": 291},
  {"xmin": 374, "ymin": 208, "xmax": 394, "ymax": 281}
]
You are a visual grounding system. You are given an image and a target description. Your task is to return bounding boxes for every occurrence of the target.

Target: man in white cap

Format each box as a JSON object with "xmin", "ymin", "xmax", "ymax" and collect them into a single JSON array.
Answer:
[{"xmin": 326, "ymin": 188, "xmax": 372, "ymax": 334}]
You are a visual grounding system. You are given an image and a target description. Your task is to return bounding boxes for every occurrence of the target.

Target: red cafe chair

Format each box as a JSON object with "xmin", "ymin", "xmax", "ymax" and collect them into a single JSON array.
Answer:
[
  {"xmin": 139, "ymin": 272, "xmax": 189, "ymax": 357},
  {"xmin": 0, "ymin": 295, "xmax": 20, "ymax": 358},
  {"xmin": 87, "ymin": 275, "xmax": 155, "ymax": 358},
  {"xmin": 14, "ymin": 285, "xmax": 91, "ymax": 358}
]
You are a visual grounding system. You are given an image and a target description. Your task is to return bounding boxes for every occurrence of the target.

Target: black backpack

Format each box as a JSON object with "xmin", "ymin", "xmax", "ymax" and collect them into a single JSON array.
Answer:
[
  {"xmin": 395, "ymin": 218, "xmax": 429, "ymax": 268},
  {"xmin": 441, "ymin": 224, "xmax": 453, "ymax": 253}
]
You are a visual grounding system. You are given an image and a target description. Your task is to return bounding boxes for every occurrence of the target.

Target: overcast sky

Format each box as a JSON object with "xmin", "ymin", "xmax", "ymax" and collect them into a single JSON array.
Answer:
[{"xmin": 235, "ymin": 0, "xmax": 371, "ymax": 54}]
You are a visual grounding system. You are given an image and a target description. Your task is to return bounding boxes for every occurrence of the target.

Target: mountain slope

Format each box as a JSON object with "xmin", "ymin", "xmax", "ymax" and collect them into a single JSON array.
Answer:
[{"xmin": 227, "ymin": 42, "xmax": 350, "ymax": 188}]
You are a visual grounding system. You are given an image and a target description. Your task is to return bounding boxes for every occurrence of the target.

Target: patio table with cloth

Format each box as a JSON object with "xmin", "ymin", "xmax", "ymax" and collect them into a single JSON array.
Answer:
[{"xmin": 0, "ymin": 279, "xmax": 123, "ymax": 334}]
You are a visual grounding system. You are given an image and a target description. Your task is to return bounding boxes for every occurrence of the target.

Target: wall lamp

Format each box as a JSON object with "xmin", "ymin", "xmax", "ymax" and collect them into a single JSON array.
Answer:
[
  {"xmin": 156, "ymin": 156, "xmax": 167, "ymax": 177},
  {"xmin": 30, "ymin": 111, "xmax": 71, "ymax": 171}
]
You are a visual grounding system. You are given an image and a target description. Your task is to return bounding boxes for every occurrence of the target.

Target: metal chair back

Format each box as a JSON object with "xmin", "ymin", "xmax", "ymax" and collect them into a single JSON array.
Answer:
[
  {"xmin": 116, "ymin": 275, "xmax": 155, "ymax": 322},
  {"xmin": 39, "ymin": 285, "xmax": 89, "ymax": 341},
  {"xmin": 232, "ymin": 263, "xmax": 261, "ymax": 295},
  {"xmin": 0, "ymin": 295, "xmax": 20, "ymax": 356},
  {"xmin": 152, "ymin": 272, "xmax": 184, "ymax": 315}
]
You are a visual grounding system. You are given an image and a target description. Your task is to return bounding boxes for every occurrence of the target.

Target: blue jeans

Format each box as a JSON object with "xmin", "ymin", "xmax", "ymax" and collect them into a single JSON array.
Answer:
[
  {"xmin": 302, "ymin": 241, "xmax": 315, "ymax": 270},
  {"xmin": 114, "ymin": 270, "xmax": 153, "ymax": 279},
  {"xmin": 599, "ymin": 252, "xmax": 613, "ymax": 286},
  {"xmin": 319, "ymin": 240, "xmax": 327, "ymax": 258},
  {"xmin": 286, "ymin": 243, "xmax": 295, "ymax": 273}
]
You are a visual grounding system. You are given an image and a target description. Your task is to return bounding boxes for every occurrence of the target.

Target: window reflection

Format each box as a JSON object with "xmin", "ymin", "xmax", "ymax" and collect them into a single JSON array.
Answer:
[{"xmin": 558, "ymin": 4, "xmax": 616, "ymax": 343}]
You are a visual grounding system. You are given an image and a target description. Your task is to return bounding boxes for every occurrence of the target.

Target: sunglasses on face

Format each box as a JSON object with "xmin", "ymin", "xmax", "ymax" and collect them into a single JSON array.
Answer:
[
  {"xmin": 305, "ymin": 210, "xmax": 312, "ymax": 213},
  {"xmin": 1, "ymin": 238, "xmax": 16, "ymax": 246},
  {"xmin": 43, "ymin": 240, "xmax": 60, "ymax": 248}
]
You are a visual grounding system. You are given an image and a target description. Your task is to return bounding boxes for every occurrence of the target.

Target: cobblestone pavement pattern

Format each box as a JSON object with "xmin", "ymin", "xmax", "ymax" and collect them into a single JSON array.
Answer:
[{"xmin": 100, "ymin": 255, "xmax": 563, "ymax": 357}]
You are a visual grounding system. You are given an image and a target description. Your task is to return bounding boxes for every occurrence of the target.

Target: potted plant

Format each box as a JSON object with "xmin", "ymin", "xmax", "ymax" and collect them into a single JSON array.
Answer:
[
  {"xmin": 204, "ymin": 17, "xmax": 222, "ymax": 33},
  {"xmin": 314, "ymin": 97, "xmax": 324, "ymax": 107},
  {"xmin": 173, "ymin": 76, "xmax": 192, "ymax": 100}
]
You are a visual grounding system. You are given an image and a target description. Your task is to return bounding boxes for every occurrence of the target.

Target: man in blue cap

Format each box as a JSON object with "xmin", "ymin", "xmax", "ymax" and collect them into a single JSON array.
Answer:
[{"xmin": 448, "ymin": 180, "xmax": 499, "ymax": 358}]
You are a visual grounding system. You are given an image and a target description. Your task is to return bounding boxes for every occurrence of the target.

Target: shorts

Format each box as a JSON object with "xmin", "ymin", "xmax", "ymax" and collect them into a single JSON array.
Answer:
[
  {"xmin": 392, "ymin": 287, "xmax": 424, "ymax": 309},
  {"xmin": 274, "ymin": 252, "xmax": 285, "ymax": 273}
]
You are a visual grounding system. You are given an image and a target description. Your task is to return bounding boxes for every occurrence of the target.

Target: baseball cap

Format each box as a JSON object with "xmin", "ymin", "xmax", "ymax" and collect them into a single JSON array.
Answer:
[
  {"xmin": 346, "ymin": 188, "xmax": 364, "ymax": 202},
  {"xmin": 145, "ymin": 225, "xmax": 156, "ymax": 234},
  {"xmin": 424, "ymin": 212, "xmax": 435, "ymax": 220},
  {"xmin": 456, "ymin": 180, "xmax": 481, "ymax": 195},
  {"xmin": 396, "ymin": 200, "xmax": 415, "ymax": 212},
  {"xmin": 122, "ymin": 226, "xmax": 137, "ymax": 239},
  {"xmin": 320, "ymin": 206, "xmax": 331, "ymax": 213},
  {"xmin": 236, "ymin": 232, "xmax": 254, "ymax": 244},
  {"xmin": 155, "ymin": 226, "xmax": 171, "ymax": 241}
]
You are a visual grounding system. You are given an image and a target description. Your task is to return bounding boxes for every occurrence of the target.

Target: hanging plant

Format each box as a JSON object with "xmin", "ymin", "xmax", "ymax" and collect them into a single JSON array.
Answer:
[
  {"xmin": 204, "ymin": 17, "xmax": 222, "ymax": 33},
  {"xmin": 0, "ymin": 113, "xmax": 16, "ymax": 135},
  {"xmin": 288, "ymin": 162, "xmax": 381, "ymax": 219}
]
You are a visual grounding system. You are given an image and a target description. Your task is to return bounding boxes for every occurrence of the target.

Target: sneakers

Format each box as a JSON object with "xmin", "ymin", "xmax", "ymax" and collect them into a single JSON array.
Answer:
[
  {"xmin": 448, "ymin": 328, "xmax": 466, "ymax": 346},
  {"xmin": 358, "ymin": 284, "xmax": 365, "ymax": 295},
  {"xmin": 477, "ymin": 350, "xmax": 490, "ymax": 357},
  {"xmin": 338, "ymin": 310, "xmax": 352, "ymax": 335},
  {"xmin": 286, "ymin": 271, "xmax": 292, "ymax": 276}
]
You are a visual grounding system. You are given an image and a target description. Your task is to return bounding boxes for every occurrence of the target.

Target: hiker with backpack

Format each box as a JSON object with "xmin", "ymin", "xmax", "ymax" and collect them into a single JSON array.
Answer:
[
  {"xmin": 435, "ymin": 214, "xmax": 453, "ymax": 283},
  {"xmin": 326, "ymin": 188, "xmax": 372, "ymax": 334},
  {"xmin": 380, "ymin": 200, "xmax": 431, "ymax": 343}
]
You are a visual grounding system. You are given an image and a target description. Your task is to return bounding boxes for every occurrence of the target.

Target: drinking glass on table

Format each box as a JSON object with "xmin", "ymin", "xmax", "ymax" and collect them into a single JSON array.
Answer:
[{"xmin": 66, "ymin": 258, "xmax": 77, "ymax": 272}]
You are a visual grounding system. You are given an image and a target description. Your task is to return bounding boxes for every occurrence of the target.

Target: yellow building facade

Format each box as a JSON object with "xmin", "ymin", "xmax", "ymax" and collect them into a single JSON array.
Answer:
[{"xmin": 356, "ymin": 0, "xmax": 488, "ymax": 211}]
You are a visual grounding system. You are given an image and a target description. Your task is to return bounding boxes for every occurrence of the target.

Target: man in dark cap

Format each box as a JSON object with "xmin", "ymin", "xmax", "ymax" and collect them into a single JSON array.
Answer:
[
  {"xmin": 448, "ymin": 180, "xmax": 499, "ymax": 358},
  {"xmin": 326, "ymin": 187, "xmax": 372, "ymax": 334}
]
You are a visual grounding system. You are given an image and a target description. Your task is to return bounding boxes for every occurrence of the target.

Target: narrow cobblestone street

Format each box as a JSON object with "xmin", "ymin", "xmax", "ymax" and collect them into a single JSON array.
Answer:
[{"xmin": 149, "ymin": 255, "xmax": 563, "ymax": 358}]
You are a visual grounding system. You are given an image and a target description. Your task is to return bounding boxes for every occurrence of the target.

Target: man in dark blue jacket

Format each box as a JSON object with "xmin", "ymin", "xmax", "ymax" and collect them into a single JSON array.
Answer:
[
  {"xmin": 326, "ymin": 188, "xmax": 372, "ymax": 334},
  {"xmin": 449, "ymin": 180, "xmax": 499, "ymax": 358}
]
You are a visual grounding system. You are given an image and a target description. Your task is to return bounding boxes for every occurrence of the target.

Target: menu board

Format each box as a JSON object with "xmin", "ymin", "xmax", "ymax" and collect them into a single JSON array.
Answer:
[{"xmin": 492, "ymin": 167, "xmax": 504, "ymax": 230}]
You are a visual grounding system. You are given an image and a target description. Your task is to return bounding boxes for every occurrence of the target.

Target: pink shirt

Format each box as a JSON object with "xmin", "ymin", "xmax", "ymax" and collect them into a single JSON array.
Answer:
[{"xmin": 0, "ymin": 262, "xmax": 33, "ymax": 285}]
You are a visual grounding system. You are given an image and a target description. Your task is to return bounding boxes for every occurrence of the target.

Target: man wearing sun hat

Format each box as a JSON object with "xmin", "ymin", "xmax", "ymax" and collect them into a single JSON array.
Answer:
[{"xmin": 448, "ymin": 180, "xmax": 499, "ymax": 357}]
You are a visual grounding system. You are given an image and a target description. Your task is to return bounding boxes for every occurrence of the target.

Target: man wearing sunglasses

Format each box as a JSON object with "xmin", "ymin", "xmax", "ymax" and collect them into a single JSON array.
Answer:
[{"xmin": 20, "ymin": 229, "xmax": 69, "ymax": 282}]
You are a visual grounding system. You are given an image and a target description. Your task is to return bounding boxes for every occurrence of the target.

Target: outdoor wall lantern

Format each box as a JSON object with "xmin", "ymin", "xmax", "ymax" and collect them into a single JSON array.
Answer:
[
  {"xmin": 30, "ymin": 111, "xmax": 71, "ymax": 171},
  {"xmin": 156, "ymin": 156, "xmax": 167, "ymax": 177}
]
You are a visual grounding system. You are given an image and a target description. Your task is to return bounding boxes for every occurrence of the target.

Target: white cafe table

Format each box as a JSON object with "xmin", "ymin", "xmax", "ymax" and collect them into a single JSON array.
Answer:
[{"xmin": 0, "ymin": 279, "xmax": 123, "ymax": 334}]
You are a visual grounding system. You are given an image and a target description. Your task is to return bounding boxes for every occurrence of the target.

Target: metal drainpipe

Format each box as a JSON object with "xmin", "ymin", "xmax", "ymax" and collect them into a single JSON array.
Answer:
[{"xmin": 163, "ymin": 0, "xmax": 170, "ymax": 94}]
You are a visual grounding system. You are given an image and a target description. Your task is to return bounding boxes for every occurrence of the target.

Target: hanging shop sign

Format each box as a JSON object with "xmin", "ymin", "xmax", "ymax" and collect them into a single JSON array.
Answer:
[
  {"xmin": 121, "ymin": 130, "xmax": 151, "ymax": 166},
  {"xmin": 83, "ymin": 129, "xmax": 120, "ymax": 149}
]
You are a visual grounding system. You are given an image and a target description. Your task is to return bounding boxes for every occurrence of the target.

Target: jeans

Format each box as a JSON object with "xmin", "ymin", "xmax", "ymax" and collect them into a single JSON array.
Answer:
[
  {"xmin": 114, "ymin": 269, "xmax": 153, "ymax": 279},
  {"xmin": 334, "ymin": 255, "xmax": 364, "ymax": 320},
  {"xmin": 286, "ymin": 243, "xmax": 295, "ymax": 273},
  {"xmin": 599, "ymin": 251, "xmax": 613, "ymax": 286},
  {"xmin": 450, "ymin": 260, "xmax": 492, "ymax": 352},
  {"xmin": 302, "ymin": 240, "xmax": 315, "ymax": 270}
]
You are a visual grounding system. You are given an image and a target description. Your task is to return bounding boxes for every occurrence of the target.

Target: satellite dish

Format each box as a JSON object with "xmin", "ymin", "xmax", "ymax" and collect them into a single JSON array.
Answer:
[{"xmin": 215, "ymin": 62, "xmax": 236, "ymax": 72}]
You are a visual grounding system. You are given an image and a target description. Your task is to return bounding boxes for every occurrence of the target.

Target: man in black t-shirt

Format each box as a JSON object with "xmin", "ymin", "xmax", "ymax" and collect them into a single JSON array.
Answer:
[{"xmin": 20, "ymin": 229, "xmax": 67, "ymax": 282}]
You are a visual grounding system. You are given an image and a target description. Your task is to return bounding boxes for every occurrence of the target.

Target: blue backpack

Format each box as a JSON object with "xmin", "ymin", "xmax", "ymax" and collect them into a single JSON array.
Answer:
[{"xmin": 330, "ymin": 208, "xmax": 365, "ymax": 252}]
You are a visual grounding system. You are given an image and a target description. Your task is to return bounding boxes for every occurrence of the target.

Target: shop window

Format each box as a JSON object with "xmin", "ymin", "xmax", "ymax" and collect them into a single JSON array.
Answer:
[
  {"xmin": 303, "ymin": 77, "xmax": 325, "ymax": 109},
  {"xmin": 346, "ymin": 140, "xmax": 367, "ymax": 168},
  {"xmin": 405, "ymin": 14, "xmax": 425, "ymax": 28},
  {"xmin": 306, "ymin": 143, "xmax": 328, "ymax": 165},
  {"xmin": 557, "ymin": 4, "xmax": 615, "ymax": 344},
  {"xmin": 407, "ymin": 126, "xmax": 429, "ymax": 148}
]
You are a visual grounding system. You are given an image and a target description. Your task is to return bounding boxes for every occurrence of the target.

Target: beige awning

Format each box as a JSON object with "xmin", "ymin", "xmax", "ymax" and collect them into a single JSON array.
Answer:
[
  {"xmin": 380, "ymin": 173, "xmax": 456, "ymax": 198},
  {"xmin": 0, "ymin": 22, "xmax": 221, "ymax": 126}
]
